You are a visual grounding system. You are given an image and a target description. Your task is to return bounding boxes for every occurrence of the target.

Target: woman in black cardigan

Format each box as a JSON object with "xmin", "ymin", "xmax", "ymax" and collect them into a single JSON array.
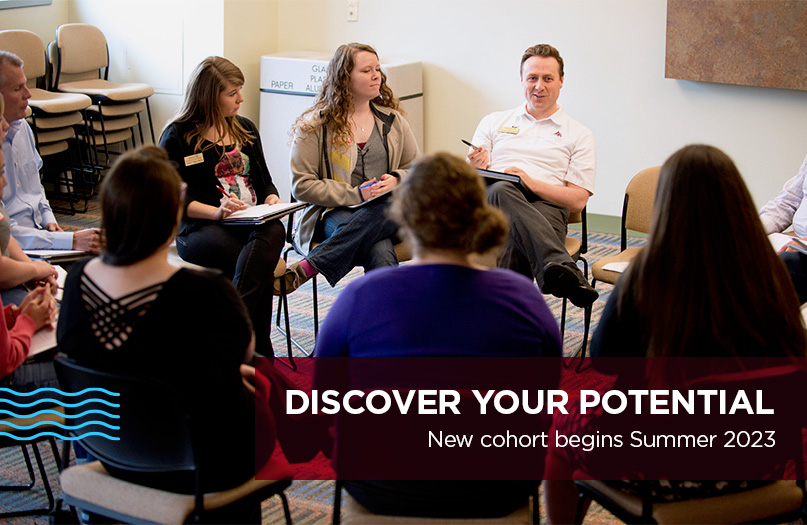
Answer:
[{"xmin": 159, "ymin": 56, "xmax": 284, "ymax": 359}]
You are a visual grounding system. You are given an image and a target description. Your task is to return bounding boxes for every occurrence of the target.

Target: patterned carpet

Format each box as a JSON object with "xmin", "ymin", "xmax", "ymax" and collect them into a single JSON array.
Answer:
[{"xmin": 0, "ymin": 195, "xmax": 643, "ymax": 524}]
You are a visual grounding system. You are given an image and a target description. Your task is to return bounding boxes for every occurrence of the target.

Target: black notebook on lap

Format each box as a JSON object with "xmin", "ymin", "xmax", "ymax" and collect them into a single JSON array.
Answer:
[{"xmin": 476, "ymin": 168, "xmax": 521, "ymax": 185}]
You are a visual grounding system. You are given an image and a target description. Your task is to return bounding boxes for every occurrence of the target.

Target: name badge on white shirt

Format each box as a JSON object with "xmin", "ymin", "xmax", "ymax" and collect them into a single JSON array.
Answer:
[
  {"xmin": 499, "ymin": 126, "xmax": 519, "ymax": 135},
  {"xmin": 184, "ymin": 153, "xmax": 204, "ymax": 166}
]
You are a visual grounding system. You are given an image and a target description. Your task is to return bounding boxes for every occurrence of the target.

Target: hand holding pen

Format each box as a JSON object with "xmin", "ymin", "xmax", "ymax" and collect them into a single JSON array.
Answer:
[
  {"xmin": 464, "ymin": 139, "xmax": 490, "ymax": 169},
  {"xmin": 360, "ymin": 175, "xmax": 398, "ymax": 200},
  {"xmin": 216, "ymin": 185, "xmax": 248, "ymax": 219},
  {"xmin": 359, "ymin": 178, "xmax": 378, "ymax": 201}
]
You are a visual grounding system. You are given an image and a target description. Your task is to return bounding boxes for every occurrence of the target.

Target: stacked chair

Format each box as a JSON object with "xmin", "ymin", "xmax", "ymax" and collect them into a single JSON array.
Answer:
[
  {"xmin": 0, "ymin": 29, "xmax": 94, "ymax": 213},
  {"xmin": 50, "ymin": 23, "xmax": 155, "ymax": 170}
]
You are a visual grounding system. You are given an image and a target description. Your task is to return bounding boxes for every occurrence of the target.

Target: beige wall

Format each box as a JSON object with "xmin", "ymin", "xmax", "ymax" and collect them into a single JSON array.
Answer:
[
  {"xmin": 224, "ymin": 0, "xmax": 279, "ymax": 123},
  {"xmin": 65, "ymin": 0, "xmax": 277, "ymax": 135},
  {"xmin": 0, "ymin": 0, "xmax": 68, "ymax": 44},
  {"xmin": 3, "ymin": 0, "xmax": 807, "ymax": 216}
]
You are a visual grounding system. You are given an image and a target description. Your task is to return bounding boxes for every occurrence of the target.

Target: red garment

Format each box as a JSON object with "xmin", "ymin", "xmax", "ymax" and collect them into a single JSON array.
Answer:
[{"xmin": 0, "ymin": 297, "xmax": 35, "ymax": 378}]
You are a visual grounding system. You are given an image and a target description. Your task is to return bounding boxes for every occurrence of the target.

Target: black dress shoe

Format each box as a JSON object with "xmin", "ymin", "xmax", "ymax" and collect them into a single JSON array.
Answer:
[{"xmin": 542, "ymin": 262, "xmax": 599, "ymax": 308}]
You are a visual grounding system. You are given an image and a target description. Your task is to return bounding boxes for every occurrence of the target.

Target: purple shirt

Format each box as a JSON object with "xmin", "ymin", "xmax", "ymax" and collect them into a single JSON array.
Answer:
[{"xmin": 314, "ymin": 264, "xmax": 562, "ymax": 358}]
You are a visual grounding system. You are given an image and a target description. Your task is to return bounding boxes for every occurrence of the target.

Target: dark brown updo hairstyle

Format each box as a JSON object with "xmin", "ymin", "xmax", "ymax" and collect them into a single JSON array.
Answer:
[
  {"xmin": 390, "ymin": 152, "xmax": 508, "ymax": 255},
  {"xmin": 100, "ymin": 146, "xmax": 183, "ymax": 266}
]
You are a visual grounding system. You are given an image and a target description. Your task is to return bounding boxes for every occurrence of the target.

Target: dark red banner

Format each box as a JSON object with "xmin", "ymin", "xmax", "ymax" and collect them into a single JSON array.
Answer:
[{"xmin": 256, "ymin": 356, "xmax": 807, "ymax": 481}]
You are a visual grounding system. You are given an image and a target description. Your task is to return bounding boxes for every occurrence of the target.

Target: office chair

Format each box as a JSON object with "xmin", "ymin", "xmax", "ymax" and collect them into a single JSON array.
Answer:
[
  {"xmin": 559, "ymin": 207, "xmax": 591, "ymax": 358},
  {"xmin": 590, "ymin": 166, "xmax": 660, "ymax": 288},
  {"xmin": 54, "ymin": 356, "xmax": 293, "ymax": 524},
  {"xmin": 0, "ymin": 407, "xmax": 64, "ymax": 519},
  {"xmin": 573, "ymin": 364, "xmax": 807, "ymax": 524}
]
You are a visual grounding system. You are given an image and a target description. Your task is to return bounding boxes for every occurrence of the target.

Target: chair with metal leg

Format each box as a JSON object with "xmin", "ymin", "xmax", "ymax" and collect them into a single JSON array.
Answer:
[
  {"xmin": 590, "ymin": 166, "xmax": 660, "ymax": 289},
  {"xmin": 275, "ymin": 206, "xmax": 411, "ymax": 359},
  {"xmin": 559, "ymin": 207, "xmax": 590, "ymax": 358},
  {"xmin": 50, "ymin": 24, "xmax": 154, "ymax": 169},
  {"xmin": 0, "ymin": 407, "xmax": 65, "ymax": 519},
  {"xmin": 573, "ymin": 365, "xmax": 807, "ymax": 524},
  {"xmin": 54, "ymin": 356, "xmax": 294, "ymax": 524}
]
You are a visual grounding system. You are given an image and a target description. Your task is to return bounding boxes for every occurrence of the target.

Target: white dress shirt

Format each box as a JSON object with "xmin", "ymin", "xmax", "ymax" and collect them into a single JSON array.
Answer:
[
  {"xmin": 2, "ymin": 120, "xmax": 72, "ymax": 250},
  {"xmin": 759, "ymin": 154, "xmax": 807, "ymax": 238},
  {"xmin": 471, "ymin": 104, "xmax": 596, "ymax": 194}
]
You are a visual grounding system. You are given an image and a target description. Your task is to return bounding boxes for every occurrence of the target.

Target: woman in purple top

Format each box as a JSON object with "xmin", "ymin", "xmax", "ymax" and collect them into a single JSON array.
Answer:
[{"xmin": 314, "ymin": 152, "xmax": 561, "ymax": 519}]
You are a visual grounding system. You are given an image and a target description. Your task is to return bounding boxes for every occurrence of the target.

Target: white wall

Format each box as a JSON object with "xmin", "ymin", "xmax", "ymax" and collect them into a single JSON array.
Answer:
[
  {"xmin": 66, "ymin": 0, "xmax": 277, "ymax": 137},
  {"xmin": 68, "ymin": 0, "xmax": 227, "ymax": 138},
  {"xmin": 275, "ymin": 0, "xmax": 807, "ymax": 215}
]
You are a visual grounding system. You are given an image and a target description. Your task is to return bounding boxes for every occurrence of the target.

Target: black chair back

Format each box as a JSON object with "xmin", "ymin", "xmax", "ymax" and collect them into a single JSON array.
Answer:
[{"xmin": 53, "ymin": 355, "xmax": 196, "ymax": 474}]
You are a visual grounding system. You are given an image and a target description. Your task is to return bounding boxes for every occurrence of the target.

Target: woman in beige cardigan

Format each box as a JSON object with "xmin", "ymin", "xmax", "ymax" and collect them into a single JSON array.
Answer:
[{"xmin": 278, "ymin": 43, "xmax": 419, "ymax": 293}]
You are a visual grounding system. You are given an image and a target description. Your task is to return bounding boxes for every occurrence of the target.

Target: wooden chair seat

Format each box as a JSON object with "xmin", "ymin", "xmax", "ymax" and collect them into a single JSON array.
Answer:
[{"xmin": 590, "ymin": 246, "xmax": 644, "ymax": 285}]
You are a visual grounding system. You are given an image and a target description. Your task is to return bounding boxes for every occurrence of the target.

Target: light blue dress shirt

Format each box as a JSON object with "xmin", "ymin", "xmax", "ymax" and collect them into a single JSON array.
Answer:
[{"xmin": 1, "ymin": 120, "xmax": 72, "ymax": 250}]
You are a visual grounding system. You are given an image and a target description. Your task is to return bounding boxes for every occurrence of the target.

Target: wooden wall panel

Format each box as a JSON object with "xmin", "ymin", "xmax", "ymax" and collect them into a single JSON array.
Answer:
[{"xmin": 666, "ymin": 0, "xmax": 807, "ymax": 91}]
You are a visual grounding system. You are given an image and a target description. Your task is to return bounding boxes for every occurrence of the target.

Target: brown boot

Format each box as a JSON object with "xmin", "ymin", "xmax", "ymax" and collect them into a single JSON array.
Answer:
[{"xmin": 273, "ymin": 263, "xmax": 310, "ymax": 295}]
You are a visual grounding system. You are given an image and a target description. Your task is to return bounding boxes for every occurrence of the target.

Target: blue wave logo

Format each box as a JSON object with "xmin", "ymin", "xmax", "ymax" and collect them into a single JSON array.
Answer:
[{"xmin": 0, "ymin": 387, "xmax": 120, "ymax": 441}]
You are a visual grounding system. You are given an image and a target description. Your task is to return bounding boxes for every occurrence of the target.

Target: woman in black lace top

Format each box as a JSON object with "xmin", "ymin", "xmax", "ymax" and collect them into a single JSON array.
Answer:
[{"xmin": 56, "ymin": 147, "xmax": 274, "ymax": 521}]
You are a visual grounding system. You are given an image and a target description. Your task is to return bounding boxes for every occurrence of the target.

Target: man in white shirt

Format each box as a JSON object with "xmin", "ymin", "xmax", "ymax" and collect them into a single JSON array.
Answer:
[
  {"xmin": 468, "ymin": 44, "xmax": 597, "ymax": 308},
  {"xmin": 759, "ymin": 153, "xmax": 807, "ymax": 303},
  {"xmin": 0, "ymin": 51, "xmax": 98, "ymax": 252}
]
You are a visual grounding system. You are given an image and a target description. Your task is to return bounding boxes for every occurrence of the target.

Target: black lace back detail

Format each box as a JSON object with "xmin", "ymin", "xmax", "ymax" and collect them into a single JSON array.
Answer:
[{"xmin": 79, "ymin": 273, "xmax": 164, "ymax": 351}]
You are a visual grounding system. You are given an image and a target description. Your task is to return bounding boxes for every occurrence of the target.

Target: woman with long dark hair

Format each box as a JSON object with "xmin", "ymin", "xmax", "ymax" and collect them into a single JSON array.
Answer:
[
  {"xmin": 159, "ymin": 56, "xmax": 284, "ymax": 359},
  {"xmin": 543, "ymin": 144, "xmax": 807, "ymax": 523},
  {"xmin": 279, "ymin": 43, "xmax": 419, "ymax": 293}
]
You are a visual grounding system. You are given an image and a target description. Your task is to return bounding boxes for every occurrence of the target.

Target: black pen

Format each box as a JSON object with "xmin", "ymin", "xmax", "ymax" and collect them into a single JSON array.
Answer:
[{"xmin": 462, "ymin": 139, "xmax": 481, "ymax": 151}]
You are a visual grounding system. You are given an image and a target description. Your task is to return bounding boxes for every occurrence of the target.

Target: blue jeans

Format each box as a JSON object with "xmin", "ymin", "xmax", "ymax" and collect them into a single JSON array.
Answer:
[
  {"xmin": 176, "ymin": 219, "xmax": 285, "ymax": 357},
  {"xmin": 0, "ymin": 361, "xmax": 59, "ymax": 403},
  {"xmin": 308, "ymin": 199, "xmax": 399, "ymax": 286},
  {"xmin": 781, "ymin": 251, "xmax": 807, "ymax": 304},
  {"xmin": 1, "ymin": 285, "xmax": 29, "ymax": 307}
]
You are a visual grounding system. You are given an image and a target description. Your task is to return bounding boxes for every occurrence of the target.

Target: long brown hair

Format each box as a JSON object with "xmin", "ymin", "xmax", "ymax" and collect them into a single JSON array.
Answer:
[
  {"xmin": 619, "ymin": 144, "xmax": 806, "ymax": 361},
  {"xmin": 167, "ymin": 56, "xmax": 254, "ymax": 153},
  {"xmin": 291, "ymin": 43, "xmax": 401, "ymax": 152}
]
